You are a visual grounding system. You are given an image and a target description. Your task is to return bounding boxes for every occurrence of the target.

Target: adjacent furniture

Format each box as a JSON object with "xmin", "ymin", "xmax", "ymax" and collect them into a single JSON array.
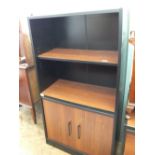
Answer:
[
  {"xmin": 124, "ymin": 112, "xmax": 135, "ymax": 155},
  {"xmin": 124, "ymin": 31, "xmax": 135, "ymax": 155},
  {"xmin": 19, "ymin": 63, "xmax": 40, "ymax": 123},
  {"xmin": 19, "ymin": 21, "xmax": 40, "ymax": 123},
  {"xmin": 28, "ymin": 9, "xmax": 129, "ymax": 155}
]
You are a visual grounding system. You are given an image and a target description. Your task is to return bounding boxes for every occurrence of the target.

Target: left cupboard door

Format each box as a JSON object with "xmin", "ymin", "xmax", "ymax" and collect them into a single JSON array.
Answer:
[{"xmin": 43, "ymin": 100, "xmax": 75, "ymax": 147}]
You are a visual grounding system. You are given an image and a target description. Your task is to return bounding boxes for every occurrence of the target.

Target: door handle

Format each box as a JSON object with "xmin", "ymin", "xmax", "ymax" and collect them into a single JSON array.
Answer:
[
  {"xmin": 68, "ymin": 121, "xmax": 72, "ymax": 136},
  {"xmin": 77, "ymin": 125, "xmax": 81, "ymax": 139}
]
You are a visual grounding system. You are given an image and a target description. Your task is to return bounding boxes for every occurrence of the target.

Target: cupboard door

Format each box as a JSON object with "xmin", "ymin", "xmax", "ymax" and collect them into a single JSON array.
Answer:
[
  {"xmin": 83, "ymin": 111, "xmax": 114, "ymax": 155},
  {"xmin": 43, "ymin": 100, "xmax": 64, "ymax": 143},
  {"xmin": 72, "ymin": 107, "xmax": 85, "ymax": 152}
]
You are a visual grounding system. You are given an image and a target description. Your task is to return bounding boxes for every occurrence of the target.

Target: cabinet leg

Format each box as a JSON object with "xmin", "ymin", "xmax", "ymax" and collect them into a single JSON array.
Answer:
[{"xmin": 31, "ymin": 106, "xmax": 37, "ymax": 124}]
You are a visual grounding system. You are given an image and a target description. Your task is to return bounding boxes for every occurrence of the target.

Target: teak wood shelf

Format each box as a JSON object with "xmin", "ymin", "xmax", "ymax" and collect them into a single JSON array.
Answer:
[
  {"xmin": 38, "ymin": 48, "xmax": 118, "ymax": 65},
  {"xmin": 42, "ymin": 79, "xmax": 116, "ymax": 113}
]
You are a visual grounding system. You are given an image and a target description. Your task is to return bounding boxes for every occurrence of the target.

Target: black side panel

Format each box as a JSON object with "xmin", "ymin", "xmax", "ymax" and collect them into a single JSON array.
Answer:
[
  {"xmin": 36, "ymin": 60, "xmax": 64, "ymax": 91},
  {"xmin": 54, "ymin": 15, "xmax": 87, "ymax": 49},
  {"xmin": 86, "ymin": 13, "xmax": 119, "ymax": 50}
]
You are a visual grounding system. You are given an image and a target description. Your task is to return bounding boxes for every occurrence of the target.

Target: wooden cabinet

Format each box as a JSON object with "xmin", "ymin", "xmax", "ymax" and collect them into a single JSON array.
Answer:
[
  {"xmin": 43, "ymin": 99, "xmax": 114, "ymax": 155},
  {"xmin": 28, "ymin": 9, "xmax": 129, "ymax": 155}
]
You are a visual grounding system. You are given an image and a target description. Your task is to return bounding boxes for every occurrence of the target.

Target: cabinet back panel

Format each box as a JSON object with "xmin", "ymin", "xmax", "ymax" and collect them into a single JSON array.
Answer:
[
  {"xmin": 86, "ymin": 13, "xmax": 118, "ymax": 50},
  {"xmin": 29, "ymin": 13, "xmax": 119, "ymax": 54},
  {"xmin": 54, "ymin": 16, "xmax": 87, "ymax": 49},
  {"xmin": 37, "ymin": 60, "xmax": 117, "ymax": 91},
  {"xmin": 62, "ymin": 63, "xmax": 117, "ymax": 88}
]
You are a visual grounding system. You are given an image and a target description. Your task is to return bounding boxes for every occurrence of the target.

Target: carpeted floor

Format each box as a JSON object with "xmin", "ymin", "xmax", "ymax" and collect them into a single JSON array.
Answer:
[{"xmin": 19, "ymin": 103, "xmax": 70, "ymax": 155}]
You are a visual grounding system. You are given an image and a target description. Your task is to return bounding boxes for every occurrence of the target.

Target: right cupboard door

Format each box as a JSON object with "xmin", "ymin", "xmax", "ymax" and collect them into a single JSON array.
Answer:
[{"xmin": 82, "ymin": 111, "xmax": 114, "ymax": 155}]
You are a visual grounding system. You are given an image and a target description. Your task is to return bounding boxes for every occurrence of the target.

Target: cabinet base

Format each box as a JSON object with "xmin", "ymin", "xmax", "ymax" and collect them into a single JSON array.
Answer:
[{"xmin": 46, "ymin": 139, "xmax": 87, "ymax": 155}]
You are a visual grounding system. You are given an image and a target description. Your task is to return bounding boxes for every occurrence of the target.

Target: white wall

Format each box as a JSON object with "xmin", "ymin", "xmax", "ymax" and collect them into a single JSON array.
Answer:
[{"xmin": 19, "ymin": 0, "xmax": 135, "ymax": 33}]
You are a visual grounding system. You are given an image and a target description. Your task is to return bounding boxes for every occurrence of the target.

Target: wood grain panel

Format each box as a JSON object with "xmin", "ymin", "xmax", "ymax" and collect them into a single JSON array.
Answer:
[
  {"xmin": 83, "ymin": 111, "xmax": 114, "ymax": 155},
  {"xmin": 42, "ymin": 79, "xmax": 116, "ymax": 112},
  {"xmin": 27, "ymin": 67, "xmax": 40, "ymax": 103},
  {"xmin": 124, "ymin": 132, "xmax": 135, "ymax": 155},
  {"xmin": 38, "ymin": 48, "xmax": 118, "ymax": 65},
  {"xmin": 19, "ymin": 68, "xmax": 32, "ymax": 106},
  {"xmin": 43, "ymin": 100, "xmax": 63, "ymax": 142}
]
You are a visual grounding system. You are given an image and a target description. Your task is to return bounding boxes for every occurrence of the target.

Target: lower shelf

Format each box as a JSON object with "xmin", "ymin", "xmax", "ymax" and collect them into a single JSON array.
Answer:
[{"xmin": 41, "ymin": 79, "xmax": 116, "ymax": 113}]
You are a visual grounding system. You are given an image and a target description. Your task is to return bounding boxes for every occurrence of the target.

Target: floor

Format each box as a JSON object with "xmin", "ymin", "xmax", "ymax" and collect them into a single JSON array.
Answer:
[{"xmin": 19, "ymin": 103, "xmax": 70, "ymax": 155}]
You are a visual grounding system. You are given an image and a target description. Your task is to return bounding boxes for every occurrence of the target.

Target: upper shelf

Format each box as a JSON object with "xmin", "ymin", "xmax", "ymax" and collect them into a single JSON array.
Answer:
[
  {"xmin": 41, "ymin": 79, "xmax": 116, "ymax": 113},
  {"xmin": 38, "ymin": 48, "xmax": 119, "ymax": 65}
]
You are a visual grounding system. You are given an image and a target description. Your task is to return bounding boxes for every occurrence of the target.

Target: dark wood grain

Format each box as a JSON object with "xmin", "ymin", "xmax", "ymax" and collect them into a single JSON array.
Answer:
[
  {"xmin": 27, "ymin": 67, "xmax": 40, "ymax": 103},
  {"xmin": 42, "ymin": 79, "xmax": 116, "ymax": 112},
  {"xmin": 19, "ymin": 68, "xmax": 32, "ymax": 106},
  {"xmin": 19, "ymin": 66, "xmax": 39, "ymax": 124},
  {"xmin": 38, "ymin": 48, "xmax": 118, "ymax": 65},
  {"xmin": 124, "ymin": 132, "xmax": 135, "ymax": 155}
]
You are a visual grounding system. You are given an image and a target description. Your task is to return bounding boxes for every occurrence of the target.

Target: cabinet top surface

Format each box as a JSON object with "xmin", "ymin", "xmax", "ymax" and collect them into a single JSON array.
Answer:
[
  {"xmin": 38, "ymin": 48, "xmax": 118, "ymax": 65},
  {"xmin": 42, "ymin": 79, "xmax": 116, "ymax": 113}
]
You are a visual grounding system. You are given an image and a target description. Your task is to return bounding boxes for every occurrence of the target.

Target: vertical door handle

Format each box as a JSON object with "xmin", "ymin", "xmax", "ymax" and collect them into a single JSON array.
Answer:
[
  {"xmin": 68, "ymin": 121, "xmax": 72, "ymax": 136},
  {"xmin": 77, "ymin": 125, "xmax": 81, "ymax": 139}
]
